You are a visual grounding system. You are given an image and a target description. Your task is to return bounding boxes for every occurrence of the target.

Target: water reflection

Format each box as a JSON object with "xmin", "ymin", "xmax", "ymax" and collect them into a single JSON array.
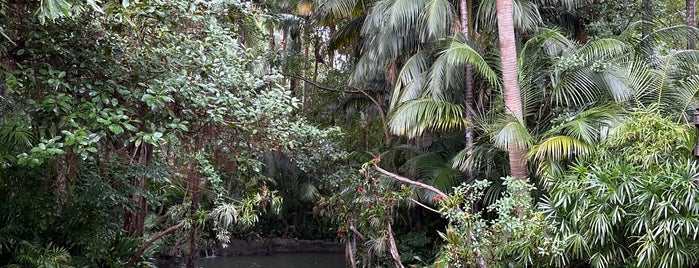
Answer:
[{"xmin": 196, "ymin": 253, "xmax": 346, "ymax": 268}]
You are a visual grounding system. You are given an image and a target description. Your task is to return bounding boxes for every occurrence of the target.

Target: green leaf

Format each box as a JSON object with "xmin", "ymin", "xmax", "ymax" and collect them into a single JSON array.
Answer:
[{"xmin": 108, "ymin": 124, "xmax": 124, "ymax": 134}]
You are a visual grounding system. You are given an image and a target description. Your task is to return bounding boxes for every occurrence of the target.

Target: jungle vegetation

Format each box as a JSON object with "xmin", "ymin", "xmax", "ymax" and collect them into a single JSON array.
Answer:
[{"xmin": 2, "ymin": 0, "xmax": 699, "ymax": 267}]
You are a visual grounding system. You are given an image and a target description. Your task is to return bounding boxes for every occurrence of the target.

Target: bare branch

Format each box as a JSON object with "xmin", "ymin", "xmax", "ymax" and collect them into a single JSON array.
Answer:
[
  {"xmin": 373, "ymin": 166, "xmax": 449, "ymax": 199},
  {"xmin": 408, "ymin": 197, "xmax": 440, "ymax": 214}
]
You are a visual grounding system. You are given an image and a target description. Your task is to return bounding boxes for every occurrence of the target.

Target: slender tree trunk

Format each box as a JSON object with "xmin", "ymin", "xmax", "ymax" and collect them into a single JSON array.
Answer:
[
  {"xmin": 642, "ymin": 0, "xmax": 655, "ymax": 53},
  {"xmin": 268, "ymin": 23, "xmax": 276, "ymax": 72},
  {"xmin": 346, "ymin": 215, "xmax": 358, "ymax": 268},
  {"xmin": 386, "ymin": 222, "xmax": 404, "ymax": 268},
  {"xmin": 329, "ymin": 25, "xmax": 336, "ymax": 69},
  {"xmin": 460, "ymin": 0, "xmax": 475, "ymax": 180},
  {"xmin": 688, "ymin": 0, "xmax": 696, "ymax": 49},
  {"xmin": 269, "ymin": 24, "xmax": 276, "ymax": 51},
  {"xmin": 495, "ymin": 0, "xmax": 529, "ymax": 180}
]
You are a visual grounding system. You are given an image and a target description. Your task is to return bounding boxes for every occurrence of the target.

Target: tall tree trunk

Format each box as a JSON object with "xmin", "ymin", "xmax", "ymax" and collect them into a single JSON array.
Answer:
[
  {"xmin": 302, "ymin": 30, "xmax": 309, "ymax": 109},
  {"xmin": 688, "ymin": 0, "xmax": 696, "ymax": 49},
  {"xmin": 460, "ymin": 0, "xmax": 475, "ymax": 180},
  {"xmin": 495, "ymin": 0, "xmax": 529, "ymax": 180},
  {"xmin": 642, "ymin": 0, "xmax": 655, "ymax": 53}
]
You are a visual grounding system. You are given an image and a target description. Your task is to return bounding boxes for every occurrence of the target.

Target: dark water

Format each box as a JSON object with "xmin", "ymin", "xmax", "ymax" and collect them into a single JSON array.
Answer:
[{"xmin": 196, "ymin": 253, "xmax": 346, "ymax": 268}]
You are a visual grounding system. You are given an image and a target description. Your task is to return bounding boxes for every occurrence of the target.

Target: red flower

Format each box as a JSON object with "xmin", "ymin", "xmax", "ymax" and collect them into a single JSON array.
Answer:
[
  {"xmin": 341, "ymin": 227, "xmax": 347, "ymax": 233},
  {"xmin": 433, "ymin": 196, "xmax": 441, "ymax": 202},
  {"xmin": 372, "ymin": 156, "xmax": 381, "ymax": 163},
  {"xmin": 337, "ymin": 232, "xmax": 343, "ymax": 237},
  {"xmin": 357, "ymin": 186, "xmax": 364, "ymax": 193}
]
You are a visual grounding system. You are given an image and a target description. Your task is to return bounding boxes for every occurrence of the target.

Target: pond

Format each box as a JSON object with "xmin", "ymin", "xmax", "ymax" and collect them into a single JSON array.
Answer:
[{"xmin": 196, "ymin": 253, "xmax": 346, "ymax": 268}]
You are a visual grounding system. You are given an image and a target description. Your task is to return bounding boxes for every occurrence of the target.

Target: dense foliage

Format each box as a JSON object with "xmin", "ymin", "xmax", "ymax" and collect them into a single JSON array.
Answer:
[{"xmin": 2, "ymin": 0, "xmax": 699, "ymax": 267}]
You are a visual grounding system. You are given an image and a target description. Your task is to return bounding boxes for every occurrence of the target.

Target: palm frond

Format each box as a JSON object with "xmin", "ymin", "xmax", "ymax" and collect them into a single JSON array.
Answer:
[
  {"xmin": 419, "ymin": 0, "xmax": 456, "ymax": 42},
  {"xmin": 477, "ymin": 0, "xmax": 541, "ymax": 34},
  {"xmin": 390, "ymin": 51, "xmax": 430, "ymax": 110},
  {"xmin": 451, "ymin": 142, "xmax": 508, "ymax": 178},
  {"xmin": 389, "ymin": 98, "xmax": 468, "ymax": 138},
  {"xmin": 518, "ymin": 28, "xmax": 575, "ymax": 68},
  {"xmin": 429, "ymin": 37, "xmax": 501, "ymax": 97},
  {"xmin": 643, "ymin": 25, "xmax": 699, "ymax": 51},
  {"xmin": 628, "ymin": 60, "xmax": 662, "ymax": 108},
  {"xmin": 317, "ymin": 0, "xmax": 359, "ymax": 18},
  {"xmin": 297, "ymin": 182, "xmax": 320, "ymax": 201},
  {"xmin": 656, "ymin": 50, "xmax": 699, "ymax": 114},
  {"xmin": 577, "ymin": 38, "xmax": 631, "ymax": 63},
  {"xmin": 513, "ymin": 0, "xmax": 542, "ymax": 33},
  {"xmin": 550, "ymin": 68, "xmax": 600, "ymax": 106},
  {"xmin": 532, "ymin": 0, "xmax": 587, "ymax": 11},
  {"xmin": 529, "ymin": 135, "xmax": 592, "ymax": 162},
  {"xmin": 560, "ymin": 105, "xmax": 621, "ymax": 143},
  {"xmin": 490, "ymin": 115, "xmax": 533, "ymax": 150},
  {"xmin": 328, "ymin": 13, "xmax": 365, "ymax": 51},
  {"xmin": 403, "ymin": 152, "xmax": 463, "ymax": 201}
]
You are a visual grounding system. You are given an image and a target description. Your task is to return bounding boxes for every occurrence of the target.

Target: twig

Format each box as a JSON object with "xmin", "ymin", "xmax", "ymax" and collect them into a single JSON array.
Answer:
[{"xmin": 408, "ymin": 197, "xmax": 440, "ymax": 214}]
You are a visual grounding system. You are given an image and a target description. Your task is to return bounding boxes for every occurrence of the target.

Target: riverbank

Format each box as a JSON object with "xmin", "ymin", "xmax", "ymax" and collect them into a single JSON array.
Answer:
[
  {"xmin": 219, "ymin": 238, "xmax": 344, "ymax": 256},
  {"xmin": 153, "ymin": 238, "xmax": 344, "ymax": 267}
]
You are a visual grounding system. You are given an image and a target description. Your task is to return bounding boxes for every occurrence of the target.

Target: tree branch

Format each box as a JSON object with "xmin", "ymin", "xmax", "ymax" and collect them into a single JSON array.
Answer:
[
  {"xmin": 373, "ymin": 166, "xmax": 449, "ymax": 199},
  {"xmin": 408, "ymin": 197, "xmax": 440, "ymax": 214},
  {"xmin": 126, "ymin": 223, "xmax": 183, "ymax": 267}
]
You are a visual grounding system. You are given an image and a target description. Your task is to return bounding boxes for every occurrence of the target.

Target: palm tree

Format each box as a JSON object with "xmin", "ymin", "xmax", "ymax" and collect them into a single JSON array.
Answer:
[
  {"xmin": 496, "ymin": 0, "xmax": 528, "ymax": 180},
  {"xmin": 689, "ymin": 0, "xmax": 697, "ymax": 49}
]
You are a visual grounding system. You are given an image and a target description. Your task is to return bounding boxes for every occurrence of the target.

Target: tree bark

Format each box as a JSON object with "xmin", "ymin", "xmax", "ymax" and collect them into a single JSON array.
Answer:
[
  {"xmin": 495, "ymin": 0, "xmax": 529, "ymax": 180},
  {"xmin": 461, "ymin": 0, "xmax": 475, "ymax": 180},
  {"xmin": 688, "ymin": 0, "xmax": 696, "ymax": 49},
  {"xmin": 123, "ymin": 143, "xmax": 153, "ymax": 237}
]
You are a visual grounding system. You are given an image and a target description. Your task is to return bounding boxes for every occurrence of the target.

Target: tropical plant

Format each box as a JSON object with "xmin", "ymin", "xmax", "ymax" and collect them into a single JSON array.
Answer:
[
  {"xmin": 542, "ymin": 108, "xmax": 699, "ymax": 268},
  {"xmin": 5, "ymin": 241, "xmax": 73, "ymax": 268},
  {"xmin": 434, "ymin": 177, "xmax": 565, "ymax": 267}
]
